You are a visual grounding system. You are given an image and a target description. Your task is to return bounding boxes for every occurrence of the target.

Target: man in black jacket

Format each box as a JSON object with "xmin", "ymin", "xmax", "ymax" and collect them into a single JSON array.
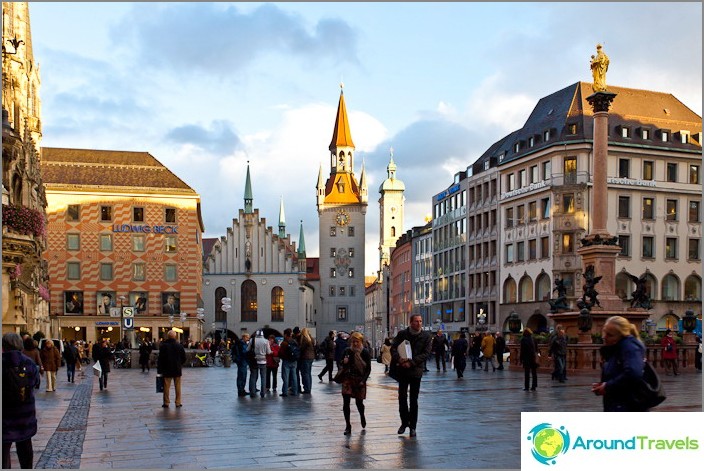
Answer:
[
  {"xmin": 391, "ymin": 314, "xmax": 431, "ymax": 438},
  {"xmin": 157, "ymin": 330, "xmax": 186, "ymax": 408},
  {"xmin": 317, "ymin": 331, "xmax": 336, "ymax": 382}
]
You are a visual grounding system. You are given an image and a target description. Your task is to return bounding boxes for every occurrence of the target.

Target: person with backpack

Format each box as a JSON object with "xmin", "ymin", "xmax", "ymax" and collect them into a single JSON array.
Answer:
[
  {"xmin": 63, "ymin": 340, "xmax": 79, "ymax": 383},
  {"xmin": 2, "ymin": 332, "xmax": 41, "ymax": 469},
  {"xmin": 278, "ymin": 328, "xmax": 300, "ymax": 396}
]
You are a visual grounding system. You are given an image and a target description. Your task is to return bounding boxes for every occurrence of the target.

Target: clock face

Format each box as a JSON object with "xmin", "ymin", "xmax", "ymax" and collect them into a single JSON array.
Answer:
[{"xmin": 335, "ymin": 210, "xmax": 350, "ymax": 226}]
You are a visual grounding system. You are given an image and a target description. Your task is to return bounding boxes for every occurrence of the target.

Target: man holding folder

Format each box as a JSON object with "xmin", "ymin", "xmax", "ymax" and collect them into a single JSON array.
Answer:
[{"xmin": 390, "ymin": 314, "xmax": 432, "ymax": 437}]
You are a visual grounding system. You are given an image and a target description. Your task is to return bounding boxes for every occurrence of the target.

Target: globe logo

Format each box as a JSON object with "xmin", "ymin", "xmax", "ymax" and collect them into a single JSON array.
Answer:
[{"xmin": 527, "ymin": 423, "xmax": 570, "ymax": 465}]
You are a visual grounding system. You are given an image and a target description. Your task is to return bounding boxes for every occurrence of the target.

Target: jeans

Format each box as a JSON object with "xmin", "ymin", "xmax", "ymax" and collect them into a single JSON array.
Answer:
[
  {"xmin": 266, "ymin": 366, "xmax": 279, "ymax": 390},
  {"xmin": 66, "ymin": 362, "xmax": 76, "ymax": 382},
  {"xmin": 484, "ymin": 354, "xmax": 498, "ymax": 371},
  {"xmin": 554, "ymin": 355, "xmax": 566, "ymax": 381},
  {"xmin": 2, "ymin": 439, "xmax": 33, "ymax": 469},
  {"xmin": 249, "ymin": 363, "xmax": 266, "ymax": 397},
  {"xmin": 397, "ymin": 376, "xmax": 422, "ymax": 429},
  {"xmin": 299, "ymin": 359, "xmax": 314, "ymax": 393},
  {"xmin": 281, "ymin": 360, "xmax": 298, "ymax": 396},
  {"xmin": 236, "ymin": 362, "xmax": 248, "ymax": 395}
]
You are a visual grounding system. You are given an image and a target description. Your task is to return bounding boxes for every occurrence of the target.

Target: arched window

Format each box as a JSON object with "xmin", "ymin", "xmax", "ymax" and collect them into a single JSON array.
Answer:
[
  {"xmin": 503, "ymin": 277, "xmax": 517, "ymax": 303},
  {"xmin": 518, "ymin": 275, "xmax": 533, "ymax": 302},
  {"xmin": 391, "ymin": 226, "xmax": 396, "ymax": 237},
  {"xmin": 241, "ymin": 280, "xmax": 257, "ymax": 322},
  {"xmin": 535, "ymin": 273, "xmax": 551, "ymax": 301},
  {"xmin": 615, "ymin": 272, "xmax": 632, "ymax": 300},
  {"xmin": 684, "ymin": 275, "xmax": 702, "ymax": 301},
  {"xmin": 214, "ymin": 287, "xmax": 227, "ymax": 322},
  {"xmin": 644, "ymin": 273, "xmax": 658, "ymax": 301},
  {"xmin": 271, "ymin": 287, "xmax": 284, "ymax": 322},
  {"xmin": 661, "ymin": 274, "xmax": 680, "ymax": 301}
]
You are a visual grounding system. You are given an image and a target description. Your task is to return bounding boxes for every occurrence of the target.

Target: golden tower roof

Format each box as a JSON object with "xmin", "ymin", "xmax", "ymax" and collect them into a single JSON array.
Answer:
[{"xmin": 329, "ymin": 88, "xmax": 355, "ymax": 151}]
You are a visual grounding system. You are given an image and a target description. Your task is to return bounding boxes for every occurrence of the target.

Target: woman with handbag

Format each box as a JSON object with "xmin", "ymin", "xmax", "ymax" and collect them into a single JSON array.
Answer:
[
  {"xmin": 337, "ymin": 332, "xmax": 371, "ymax": 436},
  {"xmin": 591, "ymin": 316, "xmax": 649, "ymax": 411}
]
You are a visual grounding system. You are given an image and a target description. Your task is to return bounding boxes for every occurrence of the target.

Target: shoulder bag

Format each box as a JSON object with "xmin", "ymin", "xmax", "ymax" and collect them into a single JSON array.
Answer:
[{"xmin": 630, "ymin": 361, "xmax": 666, "ymax": 410}]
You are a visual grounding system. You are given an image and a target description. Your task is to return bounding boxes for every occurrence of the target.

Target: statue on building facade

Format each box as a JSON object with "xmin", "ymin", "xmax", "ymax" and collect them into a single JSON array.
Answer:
[{"xmin": 590, "ymin": 44, "xmax": 610, "ymax": 93}]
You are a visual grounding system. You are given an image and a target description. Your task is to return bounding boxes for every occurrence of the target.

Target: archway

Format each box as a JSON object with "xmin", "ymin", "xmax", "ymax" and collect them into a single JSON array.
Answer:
[
  {"xmin": 503, "ymin": 277, "xmax": 517, "ymax": 303},
  {"xmin": 526, "ymin": 312, "xmax": 549, "ymax": 334}
]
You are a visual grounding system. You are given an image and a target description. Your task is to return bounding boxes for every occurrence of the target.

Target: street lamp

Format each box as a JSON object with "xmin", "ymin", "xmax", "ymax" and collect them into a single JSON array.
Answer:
[
  {"xmin": 196, "ymin": 308, "xmax": 205, "ymax": 341},
  {"xmin": 682, "ymin": 309, "xmax": 696, "ymax": 333},
  {"xmin": 221, "ymin": 297, "xmax": 232, "ymax": 341},
  {"xmin": 507, "ymin": 311, "xmax": 521, "ymax": 334}
]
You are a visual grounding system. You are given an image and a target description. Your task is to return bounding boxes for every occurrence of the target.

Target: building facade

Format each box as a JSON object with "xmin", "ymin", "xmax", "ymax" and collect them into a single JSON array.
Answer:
[
  {"xmin": 389, "ymin": 232, "xmax": 412, "ymax": 336},
  {"xmin": 411, "ymin": 222, "xmax": 433, "ymax": 326},
  {"xmin": 316, "ymin": 88, "xmax": 368, "ymax": 336},
  {"xmin": 41, "ymin": 148, "xmax": 204, "ymax": 345}
]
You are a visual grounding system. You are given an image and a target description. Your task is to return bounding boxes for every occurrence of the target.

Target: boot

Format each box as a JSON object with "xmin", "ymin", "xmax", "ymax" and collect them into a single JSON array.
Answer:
[
  {"xmin": 343, "ymin": 405, "xmax": 351, "ymax": 435},
  {"xmin": 359, "ymin": 404, "xmax": 366, "ymax": 428}
]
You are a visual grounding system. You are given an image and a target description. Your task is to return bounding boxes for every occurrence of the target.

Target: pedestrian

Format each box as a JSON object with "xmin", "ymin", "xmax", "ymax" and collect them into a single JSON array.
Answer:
[
  {"xmin": 248, "ymin": 330, "xmax": 272, "ymax": 398},
  {"xmin": 338, "ymin": 332, "xmax": 371, "ymax": 435},
  {"xmin": 481, "ymin": 331, "xmax": 498, "ymax": 372},
  {"xmin": 76, "ymin": 341, "xmax": 85, "ymax": 372},
  {"xmin": 495, "ymin": 331, "xmax": 506, "ymax": 371},
  {"xmin": 22, "ymin": 337, "xmax": 43, "ymax": 385},
  {"xmin": 231, "ymin": 333, "xmax": 250, "ymax": 397},
  {"xmin": 469, "ymin": 333, "xmax": 482, "ymax": 370},
  {"xmin": 591, "ymin": 316, "xmax": 648, "ymax": 411},
  {"xmin": 39, "ymin": 339, "xmax": 61, "ymax": 392},
  {"xmin": 390, "ymin": 314, "xmax": 432, "ymax": 438},
  {"xmin": 298, "ymin": 327, "xmax": 315, "ymax": 394},
  {"xmin": 548, "ymin": 326, "xmax": 568, "ymax": 382},
  {"xmin": 63, "ymin": 339, "xmax": 79, "ymax": 383},
  {"xmin": 265, "ymin": 335, "xmax": 280, "ymax": 393},
  {"xmin": 157, "ymin": 330, "xmax": 187, "ymax": 408},
  {"xmin": 139, "ymin": 338, "xmax": 153, "ymax": 373},
  {"xmin": 660, "ymin": 329, "xmax": 679, "ymax": 376},
  {"xmin": 695, "ymin": 336, "xmax": 702, "ymax": 373},
  {"xmin": 380, "ymin": 337, "xmax": 392, "ymax": 374},
  {"xmin": 318, "ymin": 331, "xmax": 336, "ymax": 382},
  {"xmin": 2, "ymin": 333, "xmax": 41, "ymax": 469},
  {"xmin": 451, "ymin": 332, "xmax": 468, "ymax": 378},
  {"xmin": 334, "ymin": 332, "xmax": 348, "ymax": 370},
  {"xmin": 92, "ymin": 338, "xmax": 113, "ymax": 391},
  {"xmin": 519, "ymin": 328, "xmax": 538, "ymax": 391},
  {"xmin": 292, "ymin": 326, "xmax": 303, "ymax": 391},
  {"xmin": 431, "ymin": 330, "xmax": 449, "ymax": 372},
  {"xmin": 279, "ymin": 328, "xmax": 299, "ymax": 397}
]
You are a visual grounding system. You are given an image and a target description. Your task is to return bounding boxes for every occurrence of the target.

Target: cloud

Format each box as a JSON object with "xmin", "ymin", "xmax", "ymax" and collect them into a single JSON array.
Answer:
[
  {"xmin": 112, "ymin": 3, "xmax": 360, "ymax": 77},
  {"xmin": 164, "ymin": 120, "xmax": 242, "ymax": 156}
]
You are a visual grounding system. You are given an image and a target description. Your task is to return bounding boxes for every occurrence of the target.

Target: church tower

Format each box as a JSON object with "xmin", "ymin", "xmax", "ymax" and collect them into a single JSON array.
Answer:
[
  {"xmin": 316, "ymin": 85, "xmax": 367, "ymax": 335},
  {"xmin": 378, "ymin": 148, "xmax": 405, "ymax": 269}
]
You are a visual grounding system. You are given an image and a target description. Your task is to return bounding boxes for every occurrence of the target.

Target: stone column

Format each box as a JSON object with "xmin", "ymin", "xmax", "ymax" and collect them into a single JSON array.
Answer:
[{"xmin": 586, "ymin": 92, "xmax": 617, "ymax": 237}]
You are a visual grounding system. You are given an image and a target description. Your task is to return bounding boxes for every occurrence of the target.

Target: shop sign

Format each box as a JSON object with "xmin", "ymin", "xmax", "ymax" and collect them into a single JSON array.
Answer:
[{"xmin": 96, "ymin": 321, "xmax": 119, "ymax": 326}]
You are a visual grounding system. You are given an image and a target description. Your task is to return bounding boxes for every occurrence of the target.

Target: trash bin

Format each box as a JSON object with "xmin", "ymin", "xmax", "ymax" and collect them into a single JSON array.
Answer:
[{"xmin": 223, "ymin": 353, "xmax": 231, "ymax": 368}]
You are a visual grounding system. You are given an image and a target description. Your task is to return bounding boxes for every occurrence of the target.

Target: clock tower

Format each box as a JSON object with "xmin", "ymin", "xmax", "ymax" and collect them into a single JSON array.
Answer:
[
  {"xmin": 316, "ymin": 85, "xmax": 368, "ymax": 336},
  {"xmin": 379, "ymin": 149, "xmax": 405, "ymax": 270}
]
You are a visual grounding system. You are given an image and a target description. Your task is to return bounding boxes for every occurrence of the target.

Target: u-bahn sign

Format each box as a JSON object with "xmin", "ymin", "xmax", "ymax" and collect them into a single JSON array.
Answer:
[{"xmin": 123, "ymin": 317, "xmax": 134, "ymax": 329}]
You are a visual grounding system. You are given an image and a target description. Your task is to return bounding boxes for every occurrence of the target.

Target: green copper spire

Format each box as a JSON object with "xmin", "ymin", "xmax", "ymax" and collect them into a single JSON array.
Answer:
[
  {"xmin": 244, "ymin": 161, "xmax": 253, "ymax": 214},
  {"xmin": 297, "ymin": 220, "xmax": 306, "ymax": 258}
]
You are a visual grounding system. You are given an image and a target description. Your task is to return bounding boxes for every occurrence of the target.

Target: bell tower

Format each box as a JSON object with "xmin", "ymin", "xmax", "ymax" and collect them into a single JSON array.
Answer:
[{"xmin": 378, "ymin": 148, "xmax": 405, "ymax": 270}]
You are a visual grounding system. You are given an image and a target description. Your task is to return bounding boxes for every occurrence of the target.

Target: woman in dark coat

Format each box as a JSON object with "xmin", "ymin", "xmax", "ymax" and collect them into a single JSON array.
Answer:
[
  {"xmin": 519, "ymin": 328, "xmax": 539, "ymax": 391},
  {"xmin": 92, "ymin": 338, "xmax": 113, "ymax": 391},
  {"xmin": 591, "ymin": 316, "xmax": 647, "ymax": 411},
  {"xmin": 339, "ymin": 332, "xmax": 371, "ymax": 435},
  {"xmin": 139, "ymin": 339, "xmax": 153, "ymax": 373},
  {"xmin": 451, "ymin": 333, "xmax": 468, "ymax": 378},
  {"xmin": 3, "ymin": 333, "xmax": 41, "ymax": 469}
]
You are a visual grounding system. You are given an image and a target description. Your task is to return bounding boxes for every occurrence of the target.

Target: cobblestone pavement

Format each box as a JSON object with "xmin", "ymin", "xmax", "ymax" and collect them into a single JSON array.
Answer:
[{"xmin": 22, "ymin": 360, "xmax": 703, "ymax": 469}]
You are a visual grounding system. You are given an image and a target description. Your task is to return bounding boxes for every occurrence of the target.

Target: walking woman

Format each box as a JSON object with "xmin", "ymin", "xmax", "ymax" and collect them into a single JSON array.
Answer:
[
  {"xmin": 39, "ymin": 340, "xmax": 61, "ymax": 392},
  {"xmin": 92, "ymin": 338, "xmax": 112, "ymax": 391},
  {"xmin": 380, "ymin": 338, "xmax": 392, "ymax": 374},
  {"xmin": 339, "ymin": 332, "xmax": 371, "ymax": 435},
  {"xmin": 519, "ymin": 328, "xmax": 538, "ymax": 391}
]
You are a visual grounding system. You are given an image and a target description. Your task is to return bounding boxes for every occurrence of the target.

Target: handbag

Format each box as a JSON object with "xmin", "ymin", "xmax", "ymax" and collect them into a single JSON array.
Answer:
[
  {"xmin": 156, "ymin": 374, "xmax": 164, "ymax": 393},
  {"xmin": 92, "ymin": 361, "xmax": 102, "ymax": 376},
  {"xmin": 333, "ymin": 368, "xmax": 345, "ymax": 384},
  {"xmin": 630, "ymin": 362, "xmax": 666, "ymax": 410},
  {"xmin": 388, "ymin": 360, "xmax": 400, "ymax": 382}
]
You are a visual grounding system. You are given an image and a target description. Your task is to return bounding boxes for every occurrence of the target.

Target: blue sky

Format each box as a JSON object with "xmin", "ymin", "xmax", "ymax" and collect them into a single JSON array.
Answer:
[{"xmin": 29, "ymin": 2, "xmax": 702, "ymax": 275}]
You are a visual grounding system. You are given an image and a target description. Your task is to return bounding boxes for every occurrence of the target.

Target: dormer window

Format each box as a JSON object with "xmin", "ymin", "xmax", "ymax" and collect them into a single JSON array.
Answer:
[
  {"xmin": 336, "ymin": 179, "xmax": 345, "ymax": 193},
  {"xmin": 621, "ymin": 126, "xmax": 630, "ymax": 138},
  {"xmin": 661, "ymin": 131, "xmax": 669, "ymax": 142},
  {"xmin": 641, "ymin": 129, "xmax": 649, "ymax": 139},
  {"xmin": 514, "ymin": 143, "xmax": 520, "ymax": 153},
  {"xmin": 528, "ymin": 137, "xmax": 535, "ymax": 147},
  {"xmin": 678, "ymin": 131, "xmax": 690, "ymax": 144},
  {"xmin": 568, "ymin": 123, "xmax": 577, "ymax": 135},
  {"xmin": 543, "ymin": 130, "xmax": 550, "ymax": 141}
]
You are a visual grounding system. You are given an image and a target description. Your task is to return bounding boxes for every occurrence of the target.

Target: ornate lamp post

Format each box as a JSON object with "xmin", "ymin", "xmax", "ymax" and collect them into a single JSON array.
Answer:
[
  {"xmin": 682, "ymin": 309, "xmax": 697, "ymax": 345},
  {"xmin": 221, "ymin": 297, "xmax": 232, "ymax": 341}
]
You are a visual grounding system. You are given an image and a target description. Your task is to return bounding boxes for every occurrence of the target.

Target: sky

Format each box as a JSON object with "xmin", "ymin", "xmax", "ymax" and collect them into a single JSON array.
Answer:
[{"xmin": 28, "ymin": 2, "xmax": 702, "ymax": 276}]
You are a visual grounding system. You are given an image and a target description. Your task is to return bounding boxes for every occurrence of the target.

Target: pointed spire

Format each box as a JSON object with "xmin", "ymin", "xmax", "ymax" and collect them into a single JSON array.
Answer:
[
  {"xmin": 278, "ymin": 196, "xmax": 286, "ymax": 238},
  {"xmin": 317, "ymin": 162, "xmax": 325, "ymax": 188},
  {"xmin": 244, "ymin": 161, "xmax": 253, "ymax": 214},
  {"xmin": 297, "ymin": 220, "xmax": 306, "ymax": 258},
  {"xmin": 360, "ymin": 160, "xmax": 368, "ymax": 204},
  {"xmin": 387, "ymin": 147, "xmax": 397, "ymax": 179},
  {"xmin": 329, "ymin": 85, "xmax": 355, "ymax": 152}
]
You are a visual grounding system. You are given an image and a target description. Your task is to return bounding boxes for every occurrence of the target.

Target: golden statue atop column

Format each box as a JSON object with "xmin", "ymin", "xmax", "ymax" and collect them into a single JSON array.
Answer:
[{"xmin": 590, "ymin": 44, "xmax": 609, "ymax": 92}]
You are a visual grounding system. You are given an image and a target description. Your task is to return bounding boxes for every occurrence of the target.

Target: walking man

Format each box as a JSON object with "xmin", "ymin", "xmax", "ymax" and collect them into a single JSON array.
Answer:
[
  {"xmin": 157, "ymin": 330, "xmax": 186, "ymax": 408},
  {"xmin": 391, "ymin": 314, "xmax": 432, "ymax": 437},
  {"xmin": 431, "ymin": 330, "xmax": 449, "ymax": 372},
  {"xmin": 318, "ymin": 331, "xmax": 336, "ymax": 382},
  {"xmin": 495, "ymin": 331, "xmax": 506, "ymax": 370},
  {"xmin": 63, "ymin": 340, "xmax": 79, "ymax": 383}
]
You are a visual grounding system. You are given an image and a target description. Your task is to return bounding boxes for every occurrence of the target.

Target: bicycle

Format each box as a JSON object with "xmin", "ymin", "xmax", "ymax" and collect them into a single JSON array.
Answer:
[
  {"xmin": 191, "ymin": 352, "xmax": 213, "ymax": 367},
  {"xmin": 213, "ymin": 350, "xmax": 228, "ymax": 367},
  {"xmin": 113, "ymin": 349, "xmax": 132, "ymax": 369}
]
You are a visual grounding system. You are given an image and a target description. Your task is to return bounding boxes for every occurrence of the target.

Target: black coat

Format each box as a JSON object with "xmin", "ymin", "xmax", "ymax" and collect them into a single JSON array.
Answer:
[
  {"xmin": 519, "ymin": 335, "xmax": 538, "ymax": 368},
  {"xmin": 92, "ymin": 344, "xmax": 112, "ymax": 373},
  {"xmin": 157, "ymin": 338, "xmax": 186, "ymax": 377},
  {"xmin": 390, "ymin": 328, "xmax": 432, "ymax": 379},
  {"xmin": 2, "ymin": 351, "xmax": 40, "ymax": 443}
]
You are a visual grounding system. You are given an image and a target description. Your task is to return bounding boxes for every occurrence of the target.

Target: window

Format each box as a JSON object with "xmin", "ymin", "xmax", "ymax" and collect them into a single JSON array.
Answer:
[
  {"xmin": 690, "ymin": 165, "xmax": 700, "ymax": 184},
  {"xmin": 562, "ymin": 194, "xmax": 575, "ymax": 214},
  {"xmin": 643, "ymin": 161, "xmax": 654, "ymax": 181},
  {"xmin": 618, "ymin": 196, "xmax": 630, "ymax": 218},
  {"xmin": 530, "ymin": 165, "xmax": 538, "ymax": 184},
  {"xmin": 337, "ymin": 307, "xmax": 347, "ymax": 321},
  {"xmin": 329, "ymin": 286, "xmax": 336, "ymax": 296},
  {"xmin": 666, "ymin": 163, "xmax": 677, "ymax": 182},
  {"xmin": 133, "ymin": 263, "xmax": 145, "ymax": 281},
  {"xmin": 689, "ymin": 201, "xmax": 701, "ymax": 223},
  {"xmin": 349, "ymin": 286, "xmax": 355, "ymax": 296},
  {"xmin": 165, "ymin": 236, "xmax": 177, "ymax": 252},
  {"xmin": 516, "ymin": 241, "xmax": 525, "ymax": 262},
  {"xmin": 330, "ymin": 268, "xmax": 337, "ymax": 278},
  {"xmin": 100, "ymin": 263, "xmax": 113, "ymax": 281},
  {"xmin": 618, "ymin": 159, "xmax": 630, "ymax": 178},
  {"xmin": 271, "ymin": 287, "xmax": 284, "ymax": 322},
  {"xmin": 505, "ymin": 244, "xmax": 514, "ymax": 263},
  {"xmin": 689, "ymin": 239, "xmax": 700, "ymax": 260},
  {"xmin": 67, "ymin": 205, "xmax": 80, "ymax": 222},
  {"xmin": 348, "ymin": 227, "xmax": 355, "ymax": 236},
  {"xmin": 666, "ymin": 199, "xmax": 678, "ymax": 221},
  {"xmin": 568, "ymin": 123, "xmax": 577, "ymax": 135},
  {"xmin": 642, "ymin": 197, "xmax": 654, "ymax": 220},
  {"xmin": 540, "ymin": 236, "xmax": 550, "ymax": 258},
  {"xmin": 100, "ymin": 205, "xmax": 112, "ymax": 222},
  {"xmin": 528, "ymin": 239, "xmax": 537, "ymax": 260},
  {"xmin": 679, "ymin": 131, "xmax": 689, "ymax": 144},
  {"xmin": 528, "ymin": 137, "xmax": 534, "ymax": 147},
  {"xmin": 165, "ymin": 208, "xmax": 176, "ymax": 223},
  {"xmin": 618, "ymin": 235, "xmax": 630, "ymax": 256},
  {"xmin": 241, "ymin": 280, "xmax": 257, "ymax": 322},
  {"xmin": 133, "ymin": 207, "xmax": 144, "ymax": 222},
  {"xmin": 642, "ymin": 236, "xmax": 654, "ymax": 258},
  {"xmin": 507, "ymin": 173, "xmax": 515, "ymax": 191},
  {"xmin": 133, "ymin": 235, "xmax": 145, "ymax": 252},
  {"xmin": 641, "ymin": 129, "xmax": 649, "ymax": 139},
  {"xmin": 661, "ymin": 131, "xmax": 669, "ymax": 142},
  {"xmin": 541, "ymin": 197, "xmax": 551, "ymax": 219},
  {"xmin": 67, "ymin": 234, "xmax": 80, "ymax": 251},
  {"xmin": 348, "ymin": 268, "xmax": 354, "ymax": 278},
  {"xmin": 67, "ymin": 262, "xmax": 80, "ymax": 280},
  {"xmin": 562, "ymin": 233, "xmax": 574, "ymax": 253},
  {"xmin": 506, "ymin": 207, "xmax": 514, "ymax": 228},
  {"xmin": 330, "ymin": 248, "xmax": 336, "ymax": 257},
  {"xmin": 100, "ymin": 234, "xmax": 113, "ymax": 251},
  {"xmin": 543, "ymin": 130, "xmax": 550, "ymax": 141},
  {"xmin": 542, "ymin": 161, "xmax": 551, "ymax": 181},
  {"xmin": 349, "ymin": 248, "xmax": 354, "ymax": 257},
  {"xmin": 517, "ymin": 205, "xmax": 525, "ymax": 224},
  {"xmin": 621, "ymin": 127, "xmax": 630, "ymax": 138},
  {"xmin": 528, "ymin": 201, "xmax": 537, "ymax": 222},
  {"xmin": 339, "ymin": 286, "xmax": 346, "ymax": 296},
  {"xmin": 165, "ymin": 264, "xmax": 177, "ymax": 281},
  {"xmin": 518, "ymin": 169, "xmax": 526, "ymax": 188},
  {"xmin": 564, "ymin": 156, "xmax": 577, "ymax": 184},
  {"xmin": 665, "ymin": 238, "xmax": 678, "ymax": 259},
  {"xmin": 330, "ymin": 227, "xmax": 336, "ymax": 236},
  {"xmin": 391, "ymin": 227, "xmax": 396, "ymax": 237}
]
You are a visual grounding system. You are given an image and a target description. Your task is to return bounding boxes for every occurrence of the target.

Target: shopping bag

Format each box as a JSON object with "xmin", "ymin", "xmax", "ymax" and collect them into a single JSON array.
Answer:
[
  {"xmin": 92, "ymin": 362, "xmax": 102, "ymax": 376},
  {"xmin": 156, "ymin": 375, "xmax": 164, "ymax": 393}
]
